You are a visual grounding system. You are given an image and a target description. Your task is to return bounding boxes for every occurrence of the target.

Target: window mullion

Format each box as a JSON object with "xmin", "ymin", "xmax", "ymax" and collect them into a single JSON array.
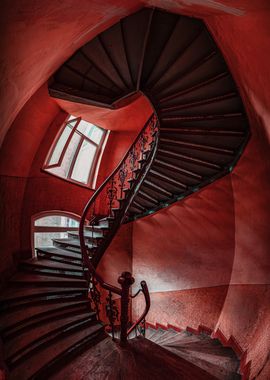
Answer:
[{"xmin": 67, "ymin": 134, "xmax": 84, "ymax": 179}]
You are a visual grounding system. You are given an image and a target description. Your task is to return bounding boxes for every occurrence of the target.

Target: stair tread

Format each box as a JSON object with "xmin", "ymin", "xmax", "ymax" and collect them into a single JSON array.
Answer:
[
  {"xmin": 9, "ymin": 322, "xmax": 104, "ymax": 380},
  {"xmin": 146, "ymin": 328, "xmax": 240, "ymax": 379},
  {"xmin": 152, "ymin": 329, "xmax": 179, "ymax": 345},
  {"xmin": 5, "ymin": 312, "xmax": 95, "ymax": 361},
  {"xmin": 164, "ymin": 345, "xmax": 240, "ymax": 380},
  {"xmin": 10, "ymin": 273, "xmax": 87, "ymax": 286},
  {"xmin": 68, "ymin": 230, "xmax": 103, "ymax": 239},
  {"xmin": 52, "ymin": 238, "xmax": 90, "ymax": 248},
  {"xmin": 20, "ymin": 258, "xmax": 83, "ymax": 272},
  {"xmin": 130, "ymin": 336, "xmax": 219, "ymax": 380},
  {"xmin": 0, "ymin": 300, "xmax": 90, "ymax": 332},
  {"xmin": 36, "ymin": 246, "xmax": 82, "ymax": 257},
  {"xmin": 49, "ymin": 336, "xmax": 118, "ymax": 380},
  {"xmin": 164, "ymin": 344, "xmax": 240, "ymax": 369},
  {"xmin": 0, "ymin": 286, "xmax": 87, "ymax": 304}
]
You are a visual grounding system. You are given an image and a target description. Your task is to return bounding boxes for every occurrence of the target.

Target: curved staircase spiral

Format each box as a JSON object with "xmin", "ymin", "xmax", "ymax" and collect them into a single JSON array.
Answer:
[
  {"xmin": 0, "ymin": 249, "xmax": 241, "ymax": 379},
  {"xmin": 50, "ymin": 7, "xmax": 249, "ymax": 222},
  {"xmin": 0, "ymin": 7, "xmax": 250, "ymax": 380}
]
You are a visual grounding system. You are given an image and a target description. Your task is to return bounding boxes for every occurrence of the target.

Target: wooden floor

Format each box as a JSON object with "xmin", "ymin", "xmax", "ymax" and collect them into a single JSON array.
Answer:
[{"xmin": 50, "ymin": 335, "xmax": 222, "ymax": 380}]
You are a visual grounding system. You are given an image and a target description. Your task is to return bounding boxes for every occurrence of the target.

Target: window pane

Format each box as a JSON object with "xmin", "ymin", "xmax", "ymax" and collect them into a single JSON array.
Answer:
[
  {"xmin": 71, "ymin": 140, "xmax": 96, "ymax": 184},
  {"xmin": 77, "ymin": 120, "xmax": 104, "ymax": 144},
  {"xmin": 35, "ymin": 215, "xmax": 79, "ymax": 227},
  {"xmin": 48, "ymin": 125, "xmax": 72, "ymax": 165},
  {"xmin": 49, "ymin": 132, "xmax": 81, "ymax": 178}
]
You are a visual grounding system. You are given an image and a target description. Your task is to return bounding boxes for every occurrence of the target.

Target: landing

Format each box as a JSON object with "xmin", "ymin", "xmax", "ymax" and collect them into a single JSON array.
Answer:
[{"xmin": 50, "ymin": 335, "xmax": 219, "ymax": 380}]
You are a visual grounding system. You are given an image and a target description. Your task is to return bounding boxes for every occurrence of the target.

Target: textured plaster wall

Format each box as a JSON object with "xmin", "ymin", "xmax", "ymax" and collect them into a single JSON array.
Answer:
[
  {"xmin": 132, "ymin": 7, "xmax": 270, "ymax": 378},
  {"xmin": 1, "ymin": 1, "xmax": 270, "ymax": 377},
  {"xmin": 0, "ymin": 83, "xmax": 138, "ymax": 281}
]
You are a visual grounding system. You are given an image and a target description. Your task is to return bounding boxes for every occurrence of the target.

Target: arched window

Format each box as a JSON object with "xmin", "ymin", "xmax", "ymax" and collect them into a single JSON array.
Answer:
[
  {"xmin": 32, "ymin": 211, "xmax": 80, "ymax": 256},
  {"xmin": 43, "ymin": 115, "xmax": 108, "ymax": 188}
]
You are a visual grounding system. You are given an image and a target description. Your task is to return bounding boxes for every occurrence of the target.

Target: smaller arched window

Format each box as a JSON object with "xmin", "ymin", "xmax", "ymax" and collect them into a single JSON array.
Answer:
[
  {"xmin": 43, "ymin": 115, "xmax": 108, "ymax": 188},
  {"xmin": 32, "ymin": 211, "xmax": 80, "ymax": 256}
]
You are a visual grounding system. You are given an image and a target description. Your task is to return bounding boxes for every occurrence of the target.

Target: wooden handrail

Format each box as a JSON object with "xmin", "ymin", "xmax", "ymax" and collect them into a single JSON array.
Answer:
[
  {"xmin": 78, "ymin": 112, "xmax": 158, "ymax": 343},
  {"xmin": 127, "ymin": 280, "xmax": 150, "ymax": 337},
  {"xmin": 79, "ymin": 112, "xmax": 155, "ymax": 237},
  {"xmin": 79, "ymin": 112, "xmax": 157, "ymax": 293}
]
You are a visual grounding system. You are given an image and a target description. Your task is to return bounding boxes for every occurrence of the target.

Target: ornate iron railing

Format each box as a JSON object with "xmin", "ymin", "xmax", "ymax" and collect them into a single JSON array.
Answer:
[{"xmin": 79, "ymin": 113, "xmax": 158, "ymax": 342}]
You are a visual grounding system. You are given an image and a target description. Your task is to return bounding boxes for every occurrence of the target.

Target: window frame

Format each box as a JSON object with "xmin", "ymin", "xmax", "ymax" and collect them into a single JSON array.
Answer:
[
  {"xmin": 43, "ymin": 115, "xmax": 108, "ymax": 189},
  {"xmin": 31, "ymin": 210, "xmax": 81, "ymax": 258}
]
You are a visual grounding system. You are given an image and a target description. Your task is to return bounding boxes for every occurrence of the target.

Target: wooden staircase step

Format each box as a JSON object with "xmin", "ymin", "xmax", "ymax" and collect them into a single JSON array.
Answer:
[
  {"xmin": 137, "ymin": 190, "xmax": 159, "ymax": 205},
  {"xmin": 129, "ymin": 336, "xmax": 219, "ymax": 380},
  {"xmin": 19, "ymin": 258, "xmax": 83, "ymax": 272},
  {"xmin": 156, "ymin": 332, "xmax": 206, "ymax": 347},
  {"xmin": 159, "ymin": 126, "xmax": 245, "ymax": 137},
  {"xmin": 145, "ymin": 327, "xmax": 161, "ymax": 340},
  {"xmin": 83, "ymin": 225, "xmax": 107, "ymax": 232},
  {"xmin": 160, "ymin": 137, "xmax": 235, "ymax": 156},
  {"xmin": 52, "ymin": 238, "xmax": 96, "ymax": 250},
  {"xmin": 151, "ymin": 329, "xmax": 179, "ymax": 345},
  {"xmin": 146, "ymin": 327, "xmax": 241, "ymax": 380},
  {"xmin": 144, "ymin": 179, "xmax": 173, "ymax": 197},
  {"xmin": 0, "ymin": 286, "xmax": 87, "ymax": 310},
  {"xmin": 163, "ymin": 345, "xmax": 240, "ymax": 380},
  {"xmin": 48, "ymin": 336, "xmax": 118, "ymax": 380},
  {"xmin": 36, "ymin": 247, "xmax": 82, "ymax": 260},
  {"xmin": 37, "ymin": 252, "xmax": 83, "ymax": 268},
  {"xmin": 4, "ymin": 307, "xmax": 94, "ymax": 342},
  {"xmin": 9, "ymin": 322, "xmax": 105, "ymax": 380},
  {"xmin": 146, "ymin": 328, "xmax": 168, "ymax": 343},
  {"xmin": 0, "ymin": 300, "xmax": 91, "ymax": 335},
  {"xmin": 9, "ymin": 273, "xmax": 87, "ymax": 288},
  {"xmin": 157, "ymin": 148, "xmax": 221, "ymax": 170},
  {"xmin": 154, "ymin": 158, "xmax": 203, "ymax": 180},
  {"xmin": 98, "ymin": 217, "xmax": 114, "ymax": 228},
  {"xmin": 67, "ymin": 230, "xmax": 104, "ymax": 240},
  {"xmin": 5, "ymin": 312, "xmax": 96, "ymax": 365},
  {"xmin": 149, "ymin": 168, "xmax": 187, "ymax": 190}
]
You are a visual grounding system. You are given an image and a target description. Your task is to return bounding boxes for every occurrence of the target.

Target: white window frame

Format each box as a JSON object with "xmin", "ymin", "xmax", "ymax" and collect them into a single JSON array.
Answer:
[{"xmin": 31, "ymin": 210, "xmax": 81, "ymax": 258}]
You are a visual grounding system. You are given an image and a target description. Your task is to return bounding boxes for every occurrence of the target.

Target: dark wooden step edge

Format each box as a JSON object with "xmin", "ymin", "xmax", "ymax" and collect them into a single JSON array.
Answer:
[
  {"xmin": 29, "ymin": 327, "xmax": 107, "ymax": 380},
  {"xmin": 0, "ymin": 288, "xmax": 88, "ymax": 312},
  {"xmin": 7, "ymin": 315, "xmax": 97, "ymax": 366},
  {"xmin": 3, "ymin": 305, "xmax": 94, "ymax": 341}
]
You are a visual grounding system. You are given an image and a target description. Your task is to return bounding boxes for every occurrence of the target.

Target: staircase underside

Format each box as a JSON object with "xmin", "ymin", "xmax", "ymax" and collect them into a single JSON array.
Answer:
[{"xmin": 49, "ymin": 7, "xmax": 250, "ymax": 221}]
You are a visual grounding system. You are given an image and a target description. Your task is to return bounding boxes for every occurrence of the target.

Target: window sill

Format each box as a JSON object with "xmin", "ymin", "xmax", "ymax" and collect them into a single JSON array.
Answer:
[{"xmin": 41, "ymin": 168, "xmax": 96, "ymax": 191}]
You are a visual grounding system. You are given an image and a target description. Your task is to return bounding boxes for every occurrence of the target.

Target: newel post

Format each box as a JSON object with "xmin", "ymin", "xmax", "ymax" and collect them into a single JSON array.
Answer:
[{"xmin": 118, "ymin": 271, "xmax": 134, "ymax": 344}]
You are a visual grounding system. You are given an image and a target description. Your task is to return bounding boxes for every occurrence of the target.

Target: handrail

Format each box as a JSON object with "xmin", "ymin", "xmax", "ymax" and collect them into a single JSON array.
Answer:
[
  {"xmin": 82, "ymin": 250, "xmax": 122, "ymax": 295},
  {"xmin": 127, "ymin": 280, "xmax": 150, "ymax": 337},
  {"xmin": 78, "ymin": 112, "xmax": 158, "ymax": 343},
  {"xmin": 79, "ymin": 112, "xmax": 155, "ymax": 240},
  {"xmin": 79, "ymin": 112, "xmax": 157, "ymax": 290}
]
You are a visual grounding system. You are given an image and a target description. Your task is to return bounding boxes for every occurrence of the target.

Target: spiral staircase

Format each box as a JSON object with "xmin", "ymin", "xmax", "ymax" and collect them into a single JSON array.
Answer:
[
  {"xmin": 0, "ymin": 7, "xmax": 249, "ymax": 380},
  {"xmin": 50, "ymin": 6, "xmax": 249, "ymax": 223}
]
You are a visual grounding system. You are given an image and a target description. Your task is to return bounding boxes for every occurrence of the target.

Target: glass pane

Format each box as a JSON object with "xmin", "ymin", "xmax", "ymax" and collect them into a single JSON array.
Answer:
[
  {"xmin": 35, "ymin": 215, "xmax": 79, "ymax": 227},
  {"xmin": 71, "ymin": 140, "xmax": 96, "ymax": 184},
  {"xmin": 49, "ymin": 132, "xmax": 81, "ymax": 178},
  {"xmin": 48, "ymin": 125, "xmax": 72, "ymax": 165},
  {"xmin": 77, "ymin": 120, "xmax": 104, "ymax": 144},
  {"xmin": 34, "ymin": 232, "xmax": 68, "ymax": 248}
]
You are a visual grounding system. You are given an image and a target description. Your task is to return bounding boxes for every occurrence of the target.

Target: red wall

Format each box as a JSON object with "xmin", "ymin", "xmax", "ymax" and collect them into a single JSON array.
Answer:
[
  {"xmin": 1, "ymin": 1, "xmax": 270, "ymax": 378},
  {"xmin": 0, "ymin": 82, "xmax": 141, "ymax": 284},
  {"xmin": 132, "ymin": 6, "xmax": 270, "ymax": 379}
]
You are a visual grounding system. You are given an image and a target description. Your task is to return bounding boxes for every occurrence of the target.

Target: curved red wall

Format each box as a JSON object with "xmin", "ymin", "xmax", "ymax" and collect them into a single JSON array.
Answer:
[{"xmin": 1, "ymin": 1, "xmax": 270, "ymax": 378}]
